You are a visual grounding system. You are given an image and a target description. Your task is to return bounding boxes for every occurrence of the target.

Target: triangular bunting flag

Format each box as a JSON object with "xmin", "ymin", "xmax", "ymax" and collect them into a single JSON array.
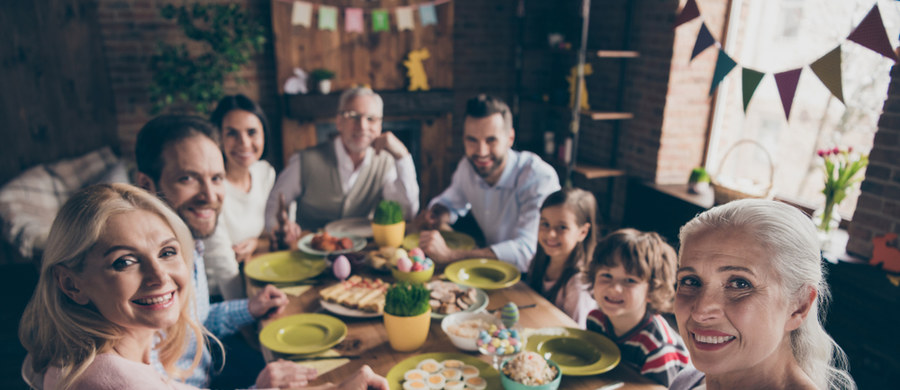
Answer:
[
  {"xmin": 810, "ymin": 46, "xmax": 844, "ymax": 103},
  {"xmin": 709, "ymin": 49, "xmax": 737, "ymax": 95},
  {"xmin": 774, "ymin": 69, "xmax": 803, "ymax": 120},
  {"xmin": 691, "ymin": 23, "xmax": 716, "ymax": 60},
  {"xmin": 291, "ymin": 1, "xmax": 312, "ymax": 27},
  {"xmin": 318, "ymin": 5, "xmax": 337, "ymax": 31},
  {"xmin": 345, "ymin": 8, "xmax": 364, "ymax": 33},
  {"xmin": 741, "ymin": 68, "xmax": 765, "ymax": 112},
  {"xmin": 847, "ymin": 4, "xmax": 897, "ymax": 61},
  {"xmin": 675, "ymin": 0, "xmax": 700, "ymax": 28},
  {"xmin": 396, "ymin": 7, "xmax": 414, "ymax": 31},
  {"xmin": 419, "ymin": 3, "xmax": 438, "ymax": 26}
]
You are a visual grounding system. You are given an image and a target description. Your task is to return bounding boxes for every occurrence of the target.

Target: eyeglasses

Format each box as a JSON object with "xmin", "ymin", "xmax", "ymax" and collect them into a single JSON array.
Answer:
[{"xmin": 339, "ymin": 110, "xmax": 383, "ymax": 123}]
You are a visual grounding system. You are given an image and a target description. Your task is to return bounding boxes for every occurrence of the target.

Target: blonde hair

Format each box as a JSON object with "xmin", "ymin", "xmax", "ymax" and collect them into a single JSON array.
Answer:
[
  {"xmin": 19, "ymin": 183, "xmax": 209, "ymax": 389},
  {"xmin": 586, "ymin": 228, "xmax": 678, "ymax": 313},
  {"xmin": 678, "ymin": 199, "xmax": 855, "ymax": 390}
]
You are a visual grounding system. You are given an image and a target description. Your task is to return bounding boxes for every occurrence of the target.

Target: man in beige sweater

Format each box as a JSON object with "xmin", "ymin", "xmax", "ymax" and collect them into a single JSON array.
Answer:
[{"xmin": 265, "ymin": 87, "xmax": 419, "ymax": 242}]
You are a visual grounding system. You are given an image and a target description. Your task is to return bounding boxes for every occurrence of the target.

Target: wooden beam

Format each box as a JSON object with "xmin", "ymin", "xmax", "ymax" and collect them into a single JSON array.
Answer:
[
  {"xmin": 596, "ymin": 50, "xmax": 639, "ymax": 58},
  {"xmin": 582, "ymin": 111, "xmax": 634, "ymax": 120}
]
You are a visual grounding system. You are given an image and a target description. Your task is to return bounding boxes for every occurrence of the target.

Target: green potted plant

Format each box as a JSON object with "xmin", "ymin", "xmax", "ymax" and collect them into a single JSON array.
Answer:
[
  {"xmin": 310, "ymin": 68, "xmax": 336, "ymax": 94},
  {"xmin": 383, "ymin": 282, "xmax": 431, "ymax": 351},
  {"xmin": 372, "ymin": 200, "xmax": 405, "ymax": 248},
  {"xmin": 688, "ymin": 166, "xmax": 711, "ymax": 194}
]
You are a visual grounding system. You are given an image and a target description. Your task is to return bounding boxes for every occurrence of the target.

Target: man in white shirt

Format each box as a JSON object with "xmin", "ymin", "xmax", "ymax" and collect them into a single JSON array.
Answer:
[
  {"xmin": 265, "ymin": 87, "xmax": 419, "ymax": 242},
  {"xmin": 415, "ymin": 94, "xmax": 560, "ymax": 272}
]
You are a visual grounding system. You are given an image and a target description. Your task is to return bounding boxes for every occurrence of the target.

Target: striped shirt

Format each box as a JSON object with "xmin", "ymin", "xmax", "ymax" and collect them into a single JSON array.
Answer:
[{"xmin": 586, "ymin": 309, "xmax": 690, "ymax": 387}]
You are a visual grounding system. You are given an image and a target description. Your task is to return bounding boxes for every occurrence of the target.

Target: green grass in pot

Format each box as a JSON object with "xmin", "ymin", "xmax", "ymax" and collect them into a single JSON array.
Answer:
[
  {"xmin": 373, "ymin": 200, "xmax": 404, "ymax": 225},
  {"xmin": 384, "ymin": 282, "xmax": 430, "ymax": 317},
  {"xmin": 689, "ymin": 167, "xmax": 711, "ymax": 183}
]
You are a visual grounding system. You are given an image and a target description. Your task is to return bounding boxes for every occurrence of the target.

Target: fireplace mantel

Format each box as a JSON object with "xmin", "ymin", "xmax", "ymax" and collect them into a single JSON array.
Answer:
[{"xmin": 285, "ymin": 90, "xmax": 454, "ymax": 121}]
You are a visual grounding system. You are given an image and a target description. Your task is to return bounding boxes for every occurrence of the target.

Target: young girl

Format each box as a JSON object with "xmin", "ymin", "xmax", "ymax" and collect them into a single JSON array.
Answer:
[
  {"xmin": 585, "ymin": 228, "xmax": 689, "ymax": 387},
  {"xmin": 525, "ymin": 188, "xmax": 598, "ymax": 328}
]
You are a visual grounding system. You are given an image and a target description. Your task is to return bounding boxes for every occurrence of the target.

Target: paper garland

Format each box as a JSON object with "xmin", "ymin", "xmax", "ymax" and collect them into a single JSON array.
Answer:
[
  {"xmin": 678, "ymin": 2, "xmax": 897, "ymax": 120},
  {"xmin": 287, "ymin": 0, "xmax": 450, "ymax": 32}
]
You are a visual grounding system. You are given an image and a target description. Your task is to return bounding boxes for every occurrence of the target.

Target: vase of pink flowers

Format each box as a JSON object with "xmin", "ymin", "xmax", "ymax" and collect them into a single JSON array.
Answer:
[{"xmin": 814, "ymin": 146, "xmax": 868, "ymax": 249}]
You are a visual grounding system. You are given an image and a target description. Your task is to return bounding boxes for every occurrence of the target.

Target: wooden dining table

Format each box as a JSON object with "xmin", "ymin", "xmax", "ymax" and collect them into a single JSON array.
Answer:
[{"xmin": 246, "ymin": 237, "xmax": 665, "ymax": 390}]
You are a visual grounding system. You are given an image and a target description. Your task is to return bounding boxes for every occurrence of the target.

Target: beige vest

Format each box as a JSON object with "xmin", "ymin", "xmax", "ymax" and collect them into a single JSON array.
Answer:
[{"xmin": 296, "ymin": 140, "xmax": 392, "ymax": 230}]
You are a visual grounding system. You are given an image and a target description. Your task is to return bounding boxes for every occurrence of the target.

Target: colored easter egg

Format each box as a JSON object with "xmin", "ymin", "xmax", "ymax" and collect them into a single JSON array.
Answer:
[
  {"xmin": 333, "ymin": 255, "xmax": 351, "ymax": 280},
  {"xmin": 500, "ymin": 302, "xmax": 520, "ymax": 328},
  {"xmin": 411, "ymin": 262, "xmax": 424, "ymax": 271},
  {"xmin": 409, "ymin": 247, "xmax": 425, "ymax": 258},
  {"xmin": 397, "ymin": 256, "xmax": 413, "ymax": 272}
]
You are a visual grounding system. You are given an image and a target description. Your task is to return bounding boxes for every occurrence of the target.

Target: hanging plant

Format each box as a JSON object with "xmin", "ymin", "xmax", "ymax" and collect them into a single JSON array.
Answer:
[{"xmin": 149, "ymin": 3, "xmax": 266, "ymax": 114}]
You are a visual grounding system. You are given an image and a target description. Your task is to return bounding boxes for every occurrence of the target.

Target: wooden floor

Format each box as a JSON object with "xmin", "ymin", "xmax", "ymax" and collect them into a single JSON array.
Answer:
[{"xmin": 0, "ymin": 263, "xmax": 38, "ymax": 390}]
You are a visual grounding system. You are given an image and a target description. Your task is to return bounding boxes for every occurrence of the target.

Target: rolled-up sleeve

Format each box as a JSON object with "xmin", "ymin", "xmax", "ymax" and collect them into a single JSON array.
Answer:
[{"xmin": 382, "ymin": 154, "xmax": 420, "ymax": 219}]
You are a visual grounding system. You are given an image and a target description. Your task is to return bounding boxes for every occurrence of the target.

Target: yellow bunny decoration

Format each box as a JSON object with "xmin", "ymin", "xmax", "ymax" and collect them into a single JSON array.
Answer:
[
  {"xmin": 566, "ymin": 63, "xmax": 593, "ymax": 110},
  {"xmin": 404, "ymin": 48, "xmax": 431, "ymax": 91}
]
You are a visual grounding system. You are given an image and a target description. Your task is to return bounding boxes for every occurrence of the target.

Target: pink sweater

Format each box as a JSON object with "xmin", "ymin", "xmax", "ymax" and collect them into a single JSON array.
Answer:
[
  {"xmin": 43, "ymin": 353, "xmax": 196, "ymax": 390},
  {"xmin": 542, "ymin": 272, "xmax": 596, "ymax": 328}
]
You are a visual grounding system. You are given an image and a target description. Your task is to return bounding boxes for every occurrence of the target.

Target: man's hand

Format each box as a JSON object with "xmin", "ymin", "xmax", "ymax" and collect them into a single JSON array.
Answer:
[
  {"xmin": 272, "ymin": 193, "xmax": 301, "ymax": 250},
  {"xmin": 255, "ymin": 359, "xmax": 318, "ymax": 389},
  {"xmin": 413, "ymin": 204, "xmax": 451, "ymax": 231},
  {"xmin": 372, "ymin": 131, "xmax": 409, "ymax": 160},
  {"xmin": 248, "ymin": 284, "xmax": 289, "ymax": 320},
  {"xmin": 232, "ymin": 237, "xmax": 258, "ymax": 263},
  {"xmin": 418, "ymin": 230, "xmax": 454, "ymax": 263}
]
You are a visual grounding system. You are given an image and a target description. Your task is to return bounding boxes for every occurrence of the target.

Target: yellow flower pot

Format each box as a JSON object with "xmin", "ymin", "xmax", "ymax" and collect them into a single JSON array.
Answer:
[
  {"xmin": 383, "ymin": 308, "xmax": 430, "ymax": 352},
  {"xmin": 372, "ymin": 221, "xmax": 405, "ymax": 248}
]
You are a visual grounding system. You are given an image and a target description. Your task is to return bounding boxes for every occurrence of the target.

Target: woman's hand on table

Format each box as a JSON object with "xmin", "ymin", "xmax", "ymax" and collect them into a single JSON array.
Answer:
[
  {"xmin": 255, "ymin": 359, "xmax": 318, "ymax": 389},
  {"xmin": 249, "ymin": 284, "xmax": 289, "ymax": 319},
  {"xmin": 233, "ymin": 237, "xmax": 258, "ymax": 263},
  {"xmin": 307, "ymin": 365, "xmax": 389, "ymax": 390}
]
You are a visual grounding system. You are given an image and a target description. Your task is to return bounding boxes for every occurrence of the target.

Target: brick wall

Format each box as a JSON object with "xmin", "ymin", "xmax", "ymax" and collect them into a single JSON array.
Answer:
[
  {"xmin": 847, "ymin": 64, "xmax": 900, "ymax": 258},
  {"xmin": 96, "ymin": 0, "xmax": 281, "ymax": 165}
]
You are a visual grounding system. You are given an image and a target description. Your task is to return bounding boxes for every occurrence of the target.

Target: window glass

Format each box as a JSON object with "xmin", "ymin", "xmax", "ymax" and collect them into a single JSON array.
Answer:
[{"xmin": 708, "ymin": 0, "xmax": 899, "ymax": 218}]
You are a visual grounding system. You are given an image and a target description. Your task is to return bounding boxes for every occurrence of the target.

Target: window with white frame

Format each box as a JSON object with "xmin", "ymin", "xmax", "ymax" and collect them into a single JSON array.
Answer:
[{"xmin": 708, "ymin": 0, "xmax": 899, "ymax": 219}]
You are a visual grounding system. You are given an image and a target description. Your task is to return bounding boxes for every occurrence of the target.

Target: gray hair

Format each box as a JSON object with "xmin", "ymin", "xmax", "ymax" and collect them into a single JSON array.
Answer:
[
  {"xmin": 337, "ymin": 87, "xmax": 384, "ymax": 115},
  {"xmin": 678, "ymin": 199, "xmax": 855, "ymax": 390}
]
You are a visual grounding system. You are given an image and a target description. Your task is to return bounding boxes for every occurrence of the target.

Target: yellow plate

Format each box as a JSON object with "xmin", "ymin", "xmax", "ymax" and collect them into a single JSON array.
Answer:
[
  {"xmin": 245, "ymin": 250, "xmax": 327, "ymax": 283},
  {"xmin": 385, "ymin": 352, "xmax": 500, "ymax": 390},
  {"xmin": 525, "ymin": 327, "xmax": 621, "ymax": 376},
  {"xmin": 402, "ymin": 231, "xmax": 476, "ymax": 250},
  {"xmin": 444, "ymin": 259, "xmax": 521, "ymax": 290},
  {"xmin": 259, "ymin": 313, "xmax": 347, "ymax": 355}
]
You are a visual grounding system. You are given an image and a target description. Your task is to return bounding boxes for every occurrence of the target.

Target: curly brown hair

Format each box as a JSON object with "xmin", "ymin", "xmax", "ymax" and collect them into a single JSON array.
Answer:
[{"xmin": 585, "ymin": 228, "xmax": 677, "ymax": 313}]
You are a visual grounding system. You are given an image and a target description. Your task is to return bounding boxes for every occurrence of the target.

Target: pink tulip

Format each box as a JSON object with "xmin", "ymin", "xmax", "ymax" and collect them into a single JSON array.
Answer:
[
  {"xmin": 832, "ymin": 146, "xmax": 840, "ymax": 154},
  {"xmin": 817, "ymin": 149, "xmax": 825, "ymax": 157}
]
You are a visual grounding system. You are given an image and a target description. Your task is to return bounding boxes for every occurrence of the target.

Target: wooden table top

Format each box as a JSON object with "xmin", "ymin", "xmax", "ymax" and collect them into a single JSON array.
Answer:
[{"xmin": 247, "ymin": 237, "xmax": 663, "ymax": 390}]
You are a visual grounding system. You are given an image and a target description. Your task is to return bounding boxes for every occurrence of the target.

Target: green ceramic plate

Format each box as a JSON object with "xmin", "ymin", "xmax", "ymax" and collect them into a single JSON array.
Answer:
[
  {"xmin": 402, "ymin": 231, "xmax": 476, "ymax": 251},
  {"xmin": 525, "ymin": 327, "xmax": 621, "ymax": 376},
  {"xmin": 385, "ymin": 352, "xmax": 500, "ymax": 390},
  {"xmin": 444, "ymin": 259, "xmax": 521, "ymax": 290},
  {"xmin": 259, "ymin": 313, "xmax": 347, "ymax": 355},
  {"xmin": 245, "ymin": 250, "xmax": 327, "ymax": 283},
  {"xmin": 298, "ymin": 233, "xmax": 367, "ymax": 256}
]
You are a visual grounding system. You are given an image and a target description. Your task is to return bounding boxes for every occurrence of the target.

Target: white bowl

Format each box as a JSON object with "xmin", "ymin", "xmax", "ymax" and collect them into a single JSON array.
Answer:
[{"xmin": 441, "ymin": 311, "xmax": 502, "ymax": 351}]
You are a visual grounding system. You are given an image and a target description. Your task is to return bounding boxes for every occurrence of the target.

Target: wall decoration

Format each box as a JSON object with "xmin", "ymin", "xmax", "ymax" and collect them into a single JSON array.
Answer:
[
  {"xmin": 291, "ymin": 1, "xmax": 312, "ymax": 27},
  {"xmin": 319, "ymin": 5, "xmax": 337, "ymax": 31},
  {"xmin": 346, "ymin": 8, "xmax": 364, "ymax": 33},
  {"xmin": 396, "ymin": 7, "xmax": 415, "ymax": 31},
  {"xmin": 567, "ymin": 64, "xmax": 593, "ymax": 110},
  {"xmin": 372, "ymin": 9, "xmax": 390, "ymax": 32},
  {"xmin": 404, "ymin": 48, "xmax": 431, "ymax": 91},
  {"xmin": 677, "ymin": 2, "xmax": 896, "ymax": 120},
  {"xmin": 419, "ymin": 3, "xmax": 438, "ymax": 26},
  {"xmin": 870, "ymin": 233, "xmax": 900, "ymax": 277}
]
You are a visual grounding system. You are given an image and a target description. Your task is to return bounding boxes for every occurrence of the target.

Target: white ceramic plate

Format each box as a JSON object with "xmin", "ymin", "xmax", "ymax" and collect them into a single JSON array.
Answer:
[
  {"xmin": 319, "ymin": 299, "xmax": 383, "ymax": 318},
  {"xmin": 297, "ymin": 233, "xmax": 367, "ymax": 256},
  {"xmin": 325, "ymin": 217, "xmax": 373, "ymax": 238}
]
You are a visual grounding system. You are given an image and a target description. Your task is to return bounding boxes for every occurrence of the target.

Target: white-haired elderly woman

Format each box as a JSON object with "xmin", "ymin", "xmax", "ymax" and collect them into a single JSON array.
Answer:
[
  {"xmin": 19, "ymin": 183, "xmax": 387, "ymax": 390},
  {"xmin": 669, "ymin": 199, "xmax": 855, "ymax": 390}
]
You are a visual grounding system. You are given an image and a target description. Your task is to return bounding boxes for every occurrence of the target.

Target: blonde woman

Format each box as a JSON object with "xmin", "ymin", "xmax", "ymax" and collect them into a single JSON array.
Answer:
[
  {"xmin": 672, "ymin": 199, "xmax": 855, "ymax": 390},
  {"xmin": 19, "ymin": 183, "xmax": 387, "ymax": 390}
]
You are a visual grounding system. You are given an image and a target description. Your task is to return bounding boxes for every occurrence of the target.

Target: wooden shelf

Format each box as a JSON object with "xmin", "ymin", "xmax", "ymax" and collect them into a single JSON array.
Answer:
[
  {"xmin": 582, "ymin": 111, "xmax": 634, "ymax": 121},
  {"xmin": 572, "ymin": 164, "xmax": 626, "ymax": 180},
  {"xmin": 595, "ymin": 50, "xmax": 639, "ymax": 58}
]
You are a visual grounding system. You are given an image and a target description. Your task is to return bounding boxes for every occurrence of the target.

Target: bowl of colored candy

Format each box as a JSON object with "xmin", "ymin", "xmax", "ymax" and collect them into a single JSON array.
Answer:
[
  {"xmin": 477, "ymin": 323, "xmax": 524, "ymax": 369},
  {"xmin": 391, "ymin": 247, "xmax": 435, "ymax": 283},
  {"xmin": 441, "ymin": 311, "xmax": 502, "ymax": 351}
]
